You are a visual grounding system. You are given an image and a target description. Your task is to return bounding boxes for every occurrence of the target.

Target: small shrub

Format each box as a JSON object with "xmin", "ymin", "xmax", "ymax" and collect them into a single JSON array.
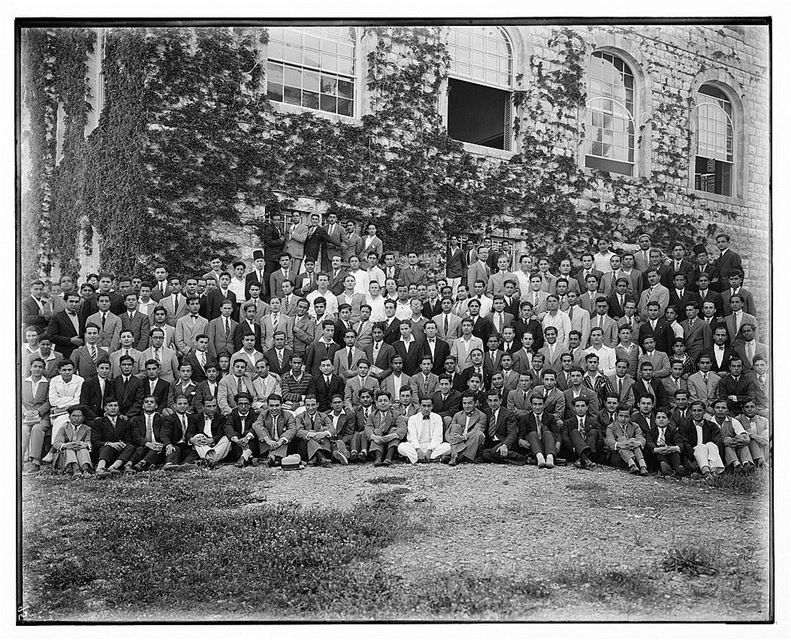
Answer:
[{"xmin": 662, "ymin": 545, "xmax": 719, "ymax": 577}]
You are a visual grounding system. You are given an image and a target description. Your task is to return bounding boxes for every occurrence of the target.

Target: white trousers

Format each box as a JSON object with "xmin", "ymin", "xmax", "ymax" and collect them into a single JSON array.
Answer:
[
  {"xmin": 693, "ymin": 442, "xmax": 724, "ymax": 474},
  {"xmin": 397, "ymin": 441, "xmax": 451, "ymax": 464},
  {"xmin": 50, "ymin": 414, "xmax": 71, "ymax": 445},
  {"xmin": 447, "ymin": 277, "xmax": 461, "ymax": 296},
  {"xmin": 194, "ymin": 435, "xmax": 231, "ymax": 462}
]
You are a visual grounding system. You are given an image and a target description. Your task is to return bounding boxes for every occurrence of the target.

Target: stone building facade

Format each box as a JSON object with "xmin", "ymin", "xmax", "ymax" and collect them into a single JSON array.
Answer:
[{"xmin": 20, "ymin": 23, "xmax": 769, "ymax": 324}]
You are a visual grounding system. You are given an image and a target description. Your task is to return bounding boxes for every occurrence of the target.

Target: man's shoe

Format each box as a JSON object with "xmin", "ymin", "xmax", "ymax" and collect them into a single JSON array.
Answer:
[
  {"xmin": 332, "ymin": 450, "xmax": 348, "ymax": 465},
  {"xmin": 22, "ymin": 461, "xmax": 40, "ymax": 475},
  {"xmin": 267, "ymin": 456, "xmax": 277, "ymax": 468},
  {"xmin": 382, "ymin": 458, "xmax": 392, "ymax": 467},
  {"xmin": 536, "ymin": 453, "xmax": 546, "ymax": 469},
  {"xmin": 163, "ymin": 462, "xmax": 180, "ymax": 471},
  {"xmin": 449, "ymin": 455, "xmax": 458, "ymax": 467},
  {"xmin": 206, "ymin": 451, "xmax": 219, "ymax": 469},
  {"xmin": 250, "ymin": 457, "xmax": 260, "ymax": 467},
  {"xmin": 123, "ymin": 464, "xmax": 137, "ymax": 474},
  {"xmin": 628, "ymin": 464, "xmax": 640, "ymax": 475},
  {"xmin": 742, "ymin": 460, "xmax": 755, "ymax": 472},
  {"xmin": 349, "ymin": 451, "xmax": 359, "ymax": 463},
  {"xmin": 659, "ymin": 461, "xmax": 673, "ymax": 476},
  {"xmin": 639, "ymin": 466, "xmax": 649, "ymax": 476},
  {"xmin": 440, "ymin": 455, "xmax": 451, "ymax": 464},
  {"xmin": 96, "ymin": 467, "xmax": 109, "ymax": 479},
  {"xmin": 675, "ymin": 465, "xmax": 687, "ymax": 476},
  {"xmin": 374, "ymin": 458, "xmax": 384, "ymax": 467},
  {"xmin": 545, "ymin": 454, "xmax": 555, "ymax": 469},
  {"xmin": 110, "ymin": 467, "xmax": 121, "ymax": 476},
  {"xmin": 235, "ymin": 458, "xmax": 246, "ymax": 468},
  {"xmin": 41, "ymin": 452, "xmax": 54, "ymax": 464}
]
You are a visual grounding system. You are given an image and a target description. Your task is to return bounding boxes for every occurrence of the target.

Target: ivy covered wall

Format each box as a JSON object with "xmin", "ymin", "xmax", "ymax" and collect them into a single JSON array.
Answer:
[{"xmin": 20, "ymin": 23, "xmax": 769, "ymax": 315}]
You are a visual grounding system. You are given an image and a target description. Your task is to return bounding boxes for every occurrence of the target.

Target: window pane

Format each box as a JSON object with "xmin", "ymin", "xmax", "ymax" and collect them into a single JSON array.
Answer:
[
  {"xmin": 267, "ymin": 82, "xmax": 283, "ymax": 102},
  {"xmin": 338, "ymin": 79, "xmax": 353, "ymax": 99},
  {"xmin": 337, "ymin": 57, "xmax": 354, "ymax": 76},
  {"xmin": 284, "ymin": 85, "xmax": 301, "ymax": 105},
  {"xmin": 320, "ymin": 94, "xmax": 337, "ymax": 113},
  {"xmin": 448, "ymin": 26, "xmax": 512, "ymax": 87},
  {"xmin": 586, "ymin": 52, "xmax": 636, "ymax": 166},
  {"xmin": 337, "ymin": 98, "xmax": 353, "ymax": 116},
  {"xmin": 304, "ymin": 48, "xmax": 319, "ymax": 68},
  {"xmin": 284, "ymin": 43, "xmax": 301, "ymax": 64},
  {"xmin": 303, "ymin": 70, "xmax": 320, "ymax": 92},
  {"xmin": 267, "ymin": 62, "xmax": 283, "ymax": 84},
  {"xmin": 321, "ymin": 53, "xmax": 338, "ymax": 72},
  {"xmin": 321, "ymin": 75, "xmax": 338, "ymax": 95},
  {"xmin": 303, "ymin": 91, "xmax": 319, "ymax": 110},
  {"xmin": 284, "ymin": 66, "xmax": 301, "ymax": 88}
]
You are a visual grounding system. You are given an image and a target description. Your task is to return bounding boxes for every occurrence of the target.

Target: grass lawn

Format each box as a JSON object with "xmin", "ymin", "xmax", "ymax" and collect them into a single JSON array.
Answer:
[{"xmin": 20, "ymin": 462, "xmax": 771, "ymax": 622}]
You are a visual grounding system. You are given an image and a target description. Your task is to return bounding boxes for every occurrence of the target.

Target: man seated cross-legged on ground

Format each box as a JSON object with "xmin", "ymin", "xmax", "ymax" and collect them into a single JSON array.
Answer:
[
  {"xmin": 223, "ymin": 392, "xmax": 260, "ymax": 468},
  {"xmin": 398, "ymin": 396, "xmax": 452, "ymax": 465},
  {"xmin": 481, "ymin": 389, "xmax": 526, "ymax": 465},
  {"xmin": 251, "ymin": 393, "xmax": 298, "ymax": 467},
  {"xmin": 185, "ymin": 396, "xmax": 231, "ymax": 468},
  {"xmin": 295, "ymin": 394, "xmax": 349, "ymax": 467},
  {"xmin": 446, "ymin": 391, "xmax": 487, "ymax": 466},
  {"xmin": 642, "ymin": 407, "xmax": 687, "ymax": 477},
  {"xmin": 517, "ymin": 393, "xmax": 560, "ymax": 469},
  {"xmin": 52, "ymin": 405, "xmax": 93, "ymax": 477},
  {"xmin": 130, "ymin": 395, "xmax": 166, "ymax": 472},
  {"xmin": 365, "ymin": 390, "xmax": 407, "ymax": 467},
  {"xmin": 605, "ymin": 404, "xmax": 649, "ymax": 476},
  {"xmin": 92, "ymin": 399, "xmax": 137, "ymax": 478},
  {"xmin": 561, "ymin": 397, "xmax": 599, "ymax": 469}
]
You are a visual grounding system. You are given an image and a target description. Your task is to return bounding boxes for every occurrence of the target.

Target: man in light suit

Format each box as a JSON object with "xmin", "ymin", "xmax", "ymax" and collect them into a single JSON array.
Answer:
[
  {"xmin": 450, "ymin": 318, "xmax": 484, "ymax": 372},
  {"xmin": 140, "ymin": 327, "xmax": 180, "ymax": 384},
  {"xmin": 566, "ymin": 292, "xmax": 591, "ymax": 349},
  {"xmin": 446, "ymin": 392, "xmax": 486, "ymax": 464},
  {"xmin": 485, "ymin": 255, "xmax": 515, "ymax": 297},
  {"xmin": 637, "ymin": 269, "xmax": 670, "ymax": 320},
  {"xmin": 687, "ymin": 354, "xmax": 720, "ymax": 415},
  {"xmin": 433, "ymin": 298, "xmax": 463, "ymax": 341},
  {"xmin": 206, "ymin": 300, "xmax": 238, "ymax": 361},
  {"xmin": 344, "ymin": 361, "xmax": 380, "ymax": 413},
  {"xmin": 589, "ymin": 298, "xmax": 618, "ymax": 347},
  {"xmin": 607, "ymin": 360, "xmax": 636, "ymax": 408},
  {"xmin": 445, "ymin": 236, "xmax": 467, "ymax": 295},
  {"xmin": 333, "ymin": 328, "xmax": 367, "ymax": 379},
  {"xmin": 217, "ymin": 358, "xmax": 256, "ymax": 416},
  {"xmin": 109, "ymin": 330, "xmax": 145, "ymax": 378},
  {"xmin": 681, "ymin": 302, "xmax": 713, "ymax": 364},
  {"xmin": 538, "ymin": 326, "xmax": 564, "ymax": 372},
  {"xmin": 466, "ymin": 247, "xmax": 491, "ymax": 290},
  {"xmin": 343, "ymin": 221, "xmax": 363, "ymax": 265},
  {"xmin": 160, "ymin": 280, "xmax": 188, "ymax": 327},
  {"xmin": 251, "ymin": 394, "xmax": 298, "ymax": 465},
  {"xmin": 598, "ymin": 254, "xmax": 627, "ymax": 298},
  {"xmin": 573, "ymin": 254, "xmax": 604, "ymax": 292},
  {"xmin": 637, "ymin": 336, "xmax": 671, "ymax": 379},
  {"xmin": 321, "ymin": 212, "xmax": 346, "ymax": 272},
  {"xmin": 578, "ymin": 275, "xmax": 602, "ymax": 317},
  {"xmin": 364, "ymin": 324, "xmax": 395, "ymax": 382},
  {"xmin": 357, "ymin": 223, "xmax": 383, "ymax": 266},
  {"xmin": 70, "ymin": 323, "xmax": 108, "ymax": 380},
  {"xmin": 120, "ymin": 292, "xmax": 151, "ymax": 351},
  {"xmin": 269, "ymin": 254, "xmax": 295, "ymax": 302},
  {"xmin": 87, "ymin": 293, "xmax": 122, "ymax": 353},
  {"xmin": 286, "ymin": 212, "xmax": 309, "ymax": 275},
  {"xmin": 261, "ymin": 297, "xmax": 295, "ymax": 351},
  {"xmin": 724, "ymin": 294, "xmax": 758, "ymax": 343},
  {"xmin": 378, "ymin": 354, "xmax": 412, "ymax": 401},
  {"xmin": 732, "ymin": 324, "xmax": 768, "ymax": 373},
  {"xmin": 175, "ymin": 297, "xmax": 210, "ymax": 357},
  {"xmin": 22, "ymin": 358, "xmax": 51, "ymax": 472}
]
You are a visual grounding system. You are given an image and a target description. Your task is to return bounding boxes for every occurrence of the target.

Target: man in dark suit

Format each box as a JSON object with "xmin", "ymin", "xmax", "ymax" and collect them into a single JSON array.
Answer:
[
  {"xmin": 638, "ymin": 301, "xmax": 672, "ymax": 354},
  {"xmin": 707, "ymin": 326, "xmax": 736, "ymax": 374},
  {"xmin": 309, "ymin": 358, "xmax": 346, "ymax": 412},
  {"xmin": 676, "ymin": 400, "xmax": 724, "ymax": 477},
  {"xmin": 632, "ymin": 362, "xmax": 668, "ymax": 411},
  {"xmin": 22, "ymin": 279, "xmax": 50, "ymax": 332},
  {"xmin": 129, "ymin": 395, "xmax": 168, "ymax": 471},
  {"xmin": 517, "ymin": 394, "xmax": 560, "ymax": 468},
  {"xmin": 262, "ymin": 213, "xmax": 286, "ymax": 277},
  {"xmin": 641, "ymin": 405, "xmax": 686, "ymax": 476},
  {"xmin": 691, "ymin": 244, "xmax": 720, "ymax": 292},
  {"xmin": 445, "ymin": 236, "xmax": 466, "ymax": 293},
  {"xmin": 305, "ymin": 322, "xmax": 340, "ymax": 379},
  {"xmin": 716, "ymin": 357, "xmax": 756, "ymax": 415},
  {"xmin": 393, "ymin": 321, "xmax": 422, "ymax": 376},
  {"xmin": 303, "ymin": 213, "xmax": 334, "ymax": 264},
  {"xmin": 141, "ymin": 359, "xmax": 175, "ymax": 414},
  {"xmin": 467, "ymin": 301, "xmax": 495, "ymax": 344},
  {"xmin": 481, "ymin": 390, "xmax": 526, "ymax": 465},
  {"xmin": 422, "ymin": 287, "xmax": 443, "ymax": 322},
  {"xmin": 245, "ymin": 250, "xmax": 268, "ymax": 300},
  {"xmin": 294, "ymin": 258, "xmax": 319, "ymax": 295},
  {"xmin": 400, "ymin": 252, "xmax": 427, "ymax": 289},
  {"xmin": 690, "ymin": 272, "xmax": 723, "ymax": 316},
  {"xmin": 431, "ymin": 375, "xmax": 462, "ymax": 432},
  {"xmin": 663, "ymin": 244, "xmax": 697, "ymax": 289},
  {"xmin": 263, "ymin": 341, "xmax": 294, "ymax": 378},
  {"xmin": 561, "ymin": 396, "xmax": 601, "ymax": 466},
  {"xmin": 91, "ymin": 399, "xmax": 137, "ymax": 476},
  {"xmin": 713, "ymin": 234, "xmax": 742, "ymax": 291},
  {"xmin": 512, "ymin": 302, "xmax": 544, "ymax": 350},
  {"xmin": 205, "ymin": 273, "xmax": 238, "ymax": 321},
  {"xmin": 233, "ymin": 302, "xmax": 263, "ymax": 353},
  {"xmin": 573, "ymin": 254, "xmax": 603, "ymax": 292},
  {"xmin": 321, "ymin": 212, "xmax": 346, "ymax": 272},
  {"xmin": 381, "ymin": 308, "xmax": 402, "ymax": 345},
  {"xmin": 113, "ymin": 355, "xmax": 145, "ymax": 418},
  {"xmin": 419, "ymin": 320, "xmax": 450, "ymax": 375},
  {"xmin": 160, "ymin": 395, "xmax": 199, "ymax": 467},
  {"xmin": 120, "ymin": 292, "xmax": 151, "ymax": 351},
  {"xmin": 184, "ymin": 397, "xmax": 230, "ymax": 468},
  {"xmin": 606, "ymin": 278, "xmax": 634, "ymax": 319},
  {"xmin": 79, "ymin": 361, "xmax": 115, "ymax": 423},
  {"xmin": 364, "ymin": 324, "xmax": 396, "ymax": 382},
  {"xmin": 667, "ymin": 272, "xmax": 695, "ymax": 314},
  {"xmin": 327, "ymin": 255, "xmax": 348, "ymax": 296},
  {"xmin": 45, "ymin": 292, "xmax": 85, "ymax": 359},
  {"xmin": 222, "ymin": 393, "xmax": 261, "ymax": 467}
]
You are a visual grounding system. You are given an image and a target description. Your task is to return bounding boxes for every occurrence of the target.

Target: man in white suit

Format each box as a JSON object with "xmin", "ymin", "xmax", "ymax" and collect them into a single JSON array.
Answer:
[
  {"xmin": 286, "ymin": 211, "xmax": 309, "ymax": 274},
  {"xmin": 140, "ymin": 327, "xmax": 180, "ymax": 384},
  {"xmin": 87, "ymin": 293, "xmax": 122, "ymax": 352},
  {"xmin": 397, "ymin": 397, "xmax": 452, "ymax": 464}
]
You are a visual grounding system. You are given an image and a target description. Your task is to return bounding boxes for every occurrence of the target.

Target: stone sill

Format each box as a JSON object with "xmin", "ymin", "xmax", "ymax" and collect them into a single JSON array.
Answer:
[
  {"xmin": 460, "ymin": 141, "xmax": 517, "ymax": 160},
  {"xmin": 270, "ymin": 102, "xmax": 361, "ymax": 127},
  {"xmin": 580, "ymin": 166, "xmax": 642, "ymax": 185},
  {"xmin": 688, "ymin": 189, "xmax": 746, "ymax": 207}
]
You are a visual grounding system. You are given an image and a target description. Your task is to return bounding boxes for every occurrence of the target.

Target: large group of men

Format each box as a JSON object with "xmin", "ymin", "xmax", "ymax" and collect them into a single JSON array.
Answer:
[{"xmin": 20, "ymin": 212, "xmax": 770, "ymax": 481}]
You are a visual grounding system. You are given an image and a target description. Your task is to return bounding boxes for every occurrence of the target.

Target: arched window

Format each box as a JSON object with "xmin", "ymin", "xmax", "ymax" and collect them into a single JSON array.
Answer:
[
  {"xmin": 694, "ymin": 85, "xmax": 734, "ymax": 196},
  {"xmin": 266, "ymin": 27, "xmax": 356, "ymax": 117},
  {"xmin": 585, "ymin": 51, "xmax": 636, "ymax": 176},
  {"xmin": 446, "ymin": 26, "xmax": 513, "ymax": 151}
]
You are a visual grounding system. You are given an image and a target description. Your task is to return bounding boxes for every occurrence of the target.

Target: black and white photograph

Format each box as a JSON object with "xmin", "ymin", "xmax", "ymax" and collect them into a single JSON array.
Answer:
[{"xmin": 11, "ymin": 3, "xmax": 783, "ymax": 633}]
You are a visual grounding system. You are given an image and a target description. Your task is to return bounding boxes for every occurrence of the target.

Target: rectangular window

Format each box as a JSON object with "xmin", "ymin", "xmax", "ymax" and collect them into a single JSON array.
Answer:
[
  {"xmin": 694, "ymin": 156, "xmax": 732, "ymax": 197},
  {"xmin": 447, "ymin": 78, "xmax": 511, "ymax": 151}
]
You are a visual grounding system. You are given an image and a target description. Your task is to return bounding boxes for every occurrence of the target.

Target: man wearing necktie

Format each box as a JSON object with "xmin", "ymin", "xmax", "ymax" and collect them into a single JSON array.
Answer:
[
  {"xmin": 481, "ymin": 390, "xmax": 525, "ymax": 465},
  {"xmin": 130, "ymin": 396, "xmax": 166, "ymax": 471},
  {"xmin": 185, "ymin": 397, "xmax": 231, "ymax": 468},
  {"xmin": 446, "ymin": 392, "xmax": 487, "ymax": 465},
  {"xmin": 561, "ymin": 397, "xmax": 598, "ymax": 468},
  {"xmin": 642, "ymin": 408, "xmax": 686, "ymax": 477},
  {"xmin": 252, "ymin": 394, "xmax": 297, "ymax": 466}
]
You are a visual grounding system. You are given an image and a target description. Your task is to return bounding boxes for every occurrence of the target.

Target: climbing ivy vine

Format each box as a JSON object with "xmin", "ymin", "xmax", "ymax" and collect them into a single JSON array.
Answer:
[{"xmin": 22, "ymin": 24, "xmax": 743, "ymax": 284}]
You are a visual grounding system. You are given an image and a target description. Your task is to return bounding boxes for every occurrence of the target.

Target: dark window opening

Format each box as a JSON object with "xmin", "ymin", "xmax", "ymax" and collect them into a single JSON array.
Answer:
[
  {"xmin": 695, "ymin": 156, "xmax": 732, "ymax": 197},
  {"xmin": 585, "ymin": 155, "xmax": 634, "ymax": 176},
  {"xmin": 447, "ymin": 78, "xmax": 510, "ymax": 150}
]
